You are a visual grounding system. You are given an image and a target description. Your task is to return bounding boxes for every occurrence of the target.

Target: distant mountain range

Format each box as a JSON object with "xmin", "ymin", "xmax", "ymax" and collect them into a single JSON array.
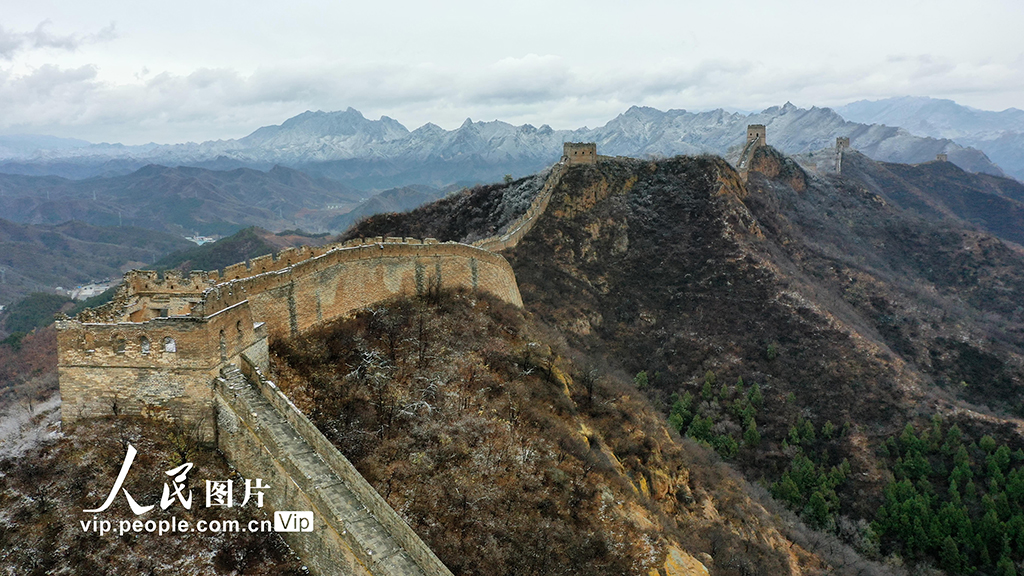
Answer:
[
  {"xmin": 0, "ymin": 103, "xmax": 1008, "ymax": 189},
  {"xmin": 0, "ymin": 165, "xmax": 364, "ymax": 236},
  {"xmin": 838, "ymin": 96, "xmax": 1024, "ymax": 180}
]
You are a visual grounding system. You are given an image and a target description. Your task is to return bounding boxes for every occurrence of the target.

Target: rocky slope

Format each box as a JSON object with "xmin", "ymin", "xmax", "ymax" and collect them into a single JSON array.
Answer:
[
  {"xmin": 346, "ymin": 149, "xmax": 1024, "ymax": 573},
  {"xmin": 839, "ymin": 152, "xmax": 1024, "ymax": 246},
  {"xmin": 273, "ymin": 288, "xmax": 874, "ymax": 576}
]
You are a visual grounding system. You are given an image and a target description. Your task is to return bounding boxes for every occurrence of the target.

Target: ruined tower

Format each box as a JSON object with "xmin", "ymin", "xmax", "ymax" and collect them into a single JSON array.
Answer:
[{"xmin": 562, "ymin": 142, "xmax": 597, "ymax": 165}]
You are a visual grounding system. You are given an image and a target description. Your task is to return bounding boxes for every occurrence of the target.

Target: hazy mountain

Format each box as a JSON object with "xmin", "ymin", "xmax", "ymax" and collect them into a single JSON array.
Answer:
[
  {"xmin": 0, "ymin": 104, "xmax": 1005, "ymax": 187},
  {"xmin": 0, "ymin": 219, "xmax": 193, "ymax": 305},
  {"xmin": 838, "ymin": 96, "xmax": 1024, "ymax": 180},
  {"xmin": 838, "ymin": 96, "xmax": 1024, "ymax": 139},
  {"xmin": 0, "ymin": 165, "xmax": 364, "ymax": 236},
  {"xmin": 325, "ymin": 184, "xmax": 446, "ymax": 233},
  {"xmin": 151, "ymin": 226, "xmax": 333, "ymax": 274},
  {"xmin": 0, "ymin": 135, "xmax": 92, "ymax": 160}
]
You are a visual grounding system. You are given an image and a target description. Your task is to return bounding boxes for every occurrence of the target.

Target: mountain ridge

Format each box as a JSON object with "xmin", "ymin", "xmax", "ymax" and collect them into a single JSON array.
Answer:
[
  {"xmin": 838, "ymin": 96, "xmax": 1024, "ymax": 180},
  {"xmin": 339, "ymin": 146, "xmax": 1024, "ymax": 572},
  {"xmin": 0, "ymin": 103, "xmax": 1005, "ymax": 189},
  {"xmin": 0, "ymin": 164, "xmax": 364, "ymax": 236}
]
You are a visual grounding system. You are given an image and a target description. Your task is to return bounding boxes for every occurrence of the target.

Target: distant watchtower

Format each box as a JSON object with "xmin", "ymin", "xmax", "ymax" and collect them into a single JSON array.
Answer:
[
  {"xmin": 835, "ymin": 137, "xmax": 851, "ymax": 174},
  {"xmin": 562, "ymin": 142, "xmax": 597, "ymax": 165},
  {"xmin": 937, "ymin": 153, "xmax": 948, "ymax": 162},
  {"xmin": 747, "ymin": 125, "xmax": 766, "ymax": 148}
]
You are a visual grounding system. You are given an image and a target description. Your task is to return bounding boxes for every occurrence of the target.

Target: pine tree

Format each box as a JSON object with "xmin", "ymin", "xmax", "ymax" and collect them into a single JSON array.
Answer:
[
  {"xmin": 744, "ymin": 420, "xmax": 761, "ymax": 448},
  {"xmin": 996, "ymin": 555, "xmax": 1017, "ymax": 576},
  {"xmin": 940, "ymin": 535, "xmax": 964, "ymax": 574},
  {"xmin": 747, "ymin": 383, "xmax": 763, "ymax": 408},
  {"xmin": 633, "ymin": 370, "xmax": 648, "ymax": 390}
]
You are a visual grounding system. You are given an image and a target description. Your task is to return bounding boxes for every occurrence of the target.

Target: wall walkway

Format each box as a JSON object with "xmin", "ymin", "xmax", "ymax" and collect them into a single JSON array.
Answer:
[
  {"xmin": 736, "ymin": 135, "xmax": 762, "ymax": 177},
  {"xmin": 216, "ymin": 357, "xmax": 453, "ymax": 576}
]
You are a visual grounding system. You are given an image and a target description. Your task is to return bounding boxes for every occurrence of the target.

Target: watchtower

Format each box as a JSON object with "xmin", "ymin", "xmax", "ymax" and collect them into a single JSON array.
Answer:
[
  {"xmin": 747, "ymin": 125, "xmax": 766, "ymax": 147},
  {"xmin": 562, "ymin": 142, "xmax": 597, "ymax": 165},
  {"xmin": 835, "ymin": 137, "xmax": 850, "ymax": 174},
  {"xmin": 937, "ymin": 153, "xmax": 948, "ymax": 162}
]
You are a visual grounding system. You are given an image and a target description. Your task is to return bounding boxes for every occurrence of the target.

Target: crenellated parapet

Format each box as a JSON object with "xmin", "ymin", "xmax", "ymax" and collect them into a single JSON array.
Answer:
[
  {"xmin": 195, "ymin": 238, "xmax": 520, "ymax": 338},
  {"xmin": 124, "ymin": 269, "xmax": 220, "ymax": 294},
  {"xmin": 58, "ymin": 236, "xmax": 522, "ymax": 438}
]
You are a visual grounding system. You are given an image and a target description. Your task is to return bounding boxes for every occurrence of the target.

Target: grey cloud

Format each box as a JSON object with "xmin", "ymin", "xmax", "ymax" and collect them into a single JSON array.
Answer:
[
  {"xmin": 21, "ymin": 64, "xmax": 98, "ymax": 95},
  {"xmin": 2, "ymin": 52, "xmax": 1024, "ymax": 145},
  {"xmin": 0, "ymin": 26, "xmax": 23, "ymax": 59},
  {"xmin": 466, "ymin": 55, "xmax": 572, "ymax": 104},
  {"xmin": 0, "ymin": 20, "xmax": 117, "ymax": 60}
]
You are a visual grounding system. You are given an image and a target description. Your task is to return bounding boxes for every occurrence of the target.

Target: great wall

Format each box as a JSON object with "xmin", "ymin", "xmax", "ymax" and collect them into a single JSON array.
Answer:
[
  {"xmin": 55, "ymin": 144, "xmax": 591, "ymax": 576},
  {"xmin": 55, "ymin": 135, "xmax": 826, "ymax": 575}
]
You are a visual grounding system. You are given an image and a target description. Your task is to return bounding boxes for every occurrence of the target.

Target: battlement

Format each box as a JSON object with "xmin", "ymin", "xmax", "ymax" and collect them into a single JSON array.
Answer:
[
  {"xmin": 125, "ymin": 269, "xmax": 219, "ymax": 294},
  {"xmin": 562, "ymin": 142, "xmax": 597, "ymax": 165},
  {"xmin": 836, "ymin": 137, "xmax": 850, "ymax": 150}
]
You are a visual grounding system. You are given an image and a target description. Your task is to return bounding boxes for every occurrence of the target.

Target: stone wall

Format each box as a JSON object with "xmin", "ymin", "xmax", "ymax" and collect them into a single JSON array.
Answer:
[
  {"xmin": 215, "ymin": 355, "xmax": 454, "ymax": 576},
  {"xmin": 58, "ymin": 238, "xmax": 521, "ymax": 431},
  {"xmin": 196, "ymin": 239, "xmax": 523, "ymax": 339},
  {"xmin": 473, "ymin": 164, "xmax": 565, "ymax": 252}
]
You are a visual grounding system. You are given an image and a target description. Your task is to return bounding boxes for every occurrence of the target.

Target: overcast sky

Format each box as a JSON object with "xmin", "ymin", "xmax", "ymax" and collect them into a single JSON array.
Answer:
[{"xmin": 1, "ymin": 0, "xmax": 1021, "ymax": 144}]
